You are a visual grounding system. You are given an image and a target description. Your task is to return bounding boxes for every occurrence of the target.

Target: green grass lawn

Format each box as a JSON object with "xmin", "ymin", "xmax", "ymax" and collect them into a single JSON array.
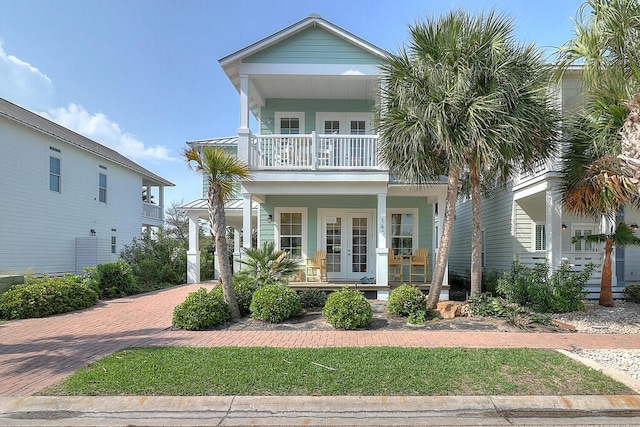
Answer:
[{"xmin": 39, "ymin": 347, "xmax": 633, "ymax": 396}]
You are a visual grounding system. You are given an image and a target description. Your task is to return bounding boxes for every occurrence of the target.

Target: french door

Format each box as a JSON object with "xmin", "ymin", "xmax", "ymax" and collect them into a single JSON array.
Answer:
[{"xmin": 321, "ymin": 210, "xmax": 374, "ymax": 280}]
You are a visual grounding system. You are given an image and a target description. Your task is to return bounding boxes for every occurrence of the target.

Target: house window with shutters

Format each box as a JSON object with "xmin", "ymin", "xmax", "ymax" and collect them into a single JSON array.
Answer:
[{"xmin": 534, "ymin": 224, "xmax": 546, "ymax": 251}]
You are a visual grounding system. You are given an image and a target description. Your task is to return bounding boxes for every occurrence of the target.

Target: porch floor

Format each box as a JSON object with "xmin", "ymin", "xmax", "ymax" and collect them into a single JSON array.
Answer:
[{"xmin": 289, "ymin": 280, "xmax": 447, "ymax": 295}]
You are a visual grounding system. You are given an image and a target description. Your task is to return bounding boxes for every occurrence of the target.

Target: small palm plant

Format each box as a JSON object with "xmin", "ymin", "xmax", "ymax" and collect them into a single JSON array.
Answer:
[{"xmin": 236, "ymin": 241, "xmax": 300, "ymax": 286}]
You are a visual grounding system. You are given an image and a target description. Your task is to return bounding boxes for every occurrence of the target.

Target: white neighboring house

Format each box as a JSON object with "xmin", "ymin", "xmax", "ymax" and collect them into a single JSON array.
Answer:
[
  {"xmin": 448, "ymin": 69, "xmax": 640, "ymax": 298},
  {"xmin": 0, "ymin": 97, "xmax": 174, "ymax": 276}
]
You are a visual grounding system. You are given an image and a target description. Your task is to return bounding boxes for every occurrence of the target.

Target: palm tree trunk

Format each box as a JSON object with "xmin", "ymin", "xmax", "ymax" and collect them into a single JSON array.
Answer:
[
  {"xmin": 427, "ymin": 167, "xmax": 460, "ymax": 310},
  {"xmin": 599, "ymin": 238, "xmax": 614, "ymax": 307},
  {"xmin": 470, "ymin": 164, "xmax": 482, "ymax": 297},
  {"xmin": 209, "ymin": 182, "xmax": 241, "ymax": 318}
]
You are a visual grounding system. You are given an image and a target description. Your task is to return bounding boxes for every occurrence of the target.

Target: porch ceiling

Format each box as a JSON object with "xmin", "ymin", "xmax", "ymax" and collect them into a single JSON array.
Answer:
[{"xmin": 251, "ymin": 75, "xmax": 379, "ymax": 103}]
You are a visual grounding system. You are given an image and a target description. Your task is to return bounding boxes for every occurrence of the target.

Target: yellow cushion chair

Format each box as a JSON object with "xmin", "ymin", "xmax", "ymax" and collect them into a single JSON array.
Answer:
[
  {"xmin": 388, "ymin": 249, "xmax": 404, "ymax": 282},
  {"xmin": 305, "ymin": 250, "xmax": 327, "ymax": 282},
  {"xmin": 409, "ymin": 248, "xmax": 430, "ymax": 283}
]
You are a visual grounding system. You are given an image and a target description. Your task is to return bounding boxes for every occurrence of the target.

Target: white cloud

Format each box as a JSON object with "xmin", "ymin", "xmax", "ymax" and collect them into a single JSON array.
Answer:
[
  {"xmin": 0, "ymin": 42, "xmax": 174, "ymax": 162},
  {"xmin": 0, "ymin": 41, "xmax": 54, "ymax": 110},
  {"xmin": 41, "ymin": 104, "xmax": 175, "ymax": 161}
]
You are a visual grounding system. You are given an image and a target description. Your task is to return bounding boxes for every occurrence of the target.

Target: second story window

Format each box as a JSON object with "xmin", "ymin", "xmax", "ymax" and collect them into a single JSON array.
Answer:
[
  {"xmin": 99, "ymin": 172, "xmax": 107, "ymax": 203},
  {"xmin": 280, "ymin": 118, "xmax": 300, "ymax": 134},
  {"xmin": 49, "ymin": 156, "xmax": 61, "ymax": 192}
]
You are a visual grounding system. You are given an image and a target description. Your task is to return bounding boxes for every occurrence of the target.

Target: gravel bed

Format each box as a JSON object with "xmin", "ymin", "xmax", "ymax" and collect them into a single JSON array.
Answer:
[{"xmin": 552, "ymin": 300, "xmax": 640, "ymax": 382}]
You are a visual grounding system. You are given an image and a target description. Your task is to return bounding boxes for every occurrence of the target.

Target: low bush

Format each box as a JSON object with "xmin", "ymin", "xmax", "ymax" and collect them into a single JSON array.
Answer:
[
  {"xmin": 468, "ymin": 293, "xmax": 552, "ymax": 328},
  {"xmin": 322, "ymin": 288, "xmax": 372, "ymax": 330},
  {"xmin": 496, "ymin": 260, "xmax": 591, "ymax": 313},
  {"xmin": 250, "ymin": 284, "xmax": 302, "ymax": 323},
  {"xmin": 298, "ymin": 288, "xmax": 328, "ymax": 308},
  {"xmin": 624, "ymin": 284, "xmax": 640, "ymax": 303},
  {"xmin": 172, "ymin": 288, "xmax": 231, "ymax": 330},
  {"xmin": 230, "ymin": 278, "xmax": 260, "ymax": 316},
  {"xmin": 387, "ymin": 284, "xmax": 426, "ymax": 317},
  {"xmin": 0, "ymin": 274, "xmax": 98, "ymax": 320},
  {"xmin": 88, "ymin": 261, "xmax": 140, "ymax": 298}
]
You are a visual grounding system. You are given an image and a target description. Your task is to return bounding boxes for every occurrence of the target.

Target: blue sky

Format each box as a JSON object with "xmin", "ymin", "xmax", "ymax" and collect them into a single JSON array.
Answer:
[{"xmin": 1, "ymin": 0, "xmax": 583, "ymax": 207}]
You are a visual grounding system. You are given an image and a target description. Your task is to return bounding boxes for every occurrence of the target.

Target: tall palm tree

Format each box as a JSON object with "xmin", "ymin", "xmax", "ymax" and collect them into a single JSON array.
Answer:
[
  {"xmin": 184, "ymin": 146, "xmax": 252, "ymax": 318},
  {"xmin": 556, "ymin": 0, "xmax": 640, "ymax": 305},
  {"xmin": 378, "ymin": 9, "xmax": 559, "ymax": 305}
]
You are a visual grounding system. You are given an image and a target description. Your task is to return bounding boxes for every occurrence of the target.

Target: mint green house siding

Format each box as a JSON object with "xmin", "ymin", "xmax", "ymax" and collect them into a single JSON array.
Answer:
[
  {"xmin": 244, "ymin": 27, "xmax": 383, "ymax": 65},
  {"xmin": 260, "ymin": 99, "xmax": 375, "ymax": 134}
]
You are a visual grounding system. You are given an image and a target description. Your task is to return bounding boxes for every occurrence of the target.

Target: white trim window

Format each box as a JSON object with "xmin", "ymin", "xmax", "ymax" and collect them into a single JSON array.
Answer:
[
  {"xmin": 534, "ymin": 223, "xmax": 546, "ymax": 251},
  {"xmin": 275, "ymin": 112, "xmax": 304, "ymax": 134},
  {"xmin": 388, "ymin": 209, "xmax": 418, "ymax": 256},
  {"xmin": 275, "ymin": 208, "xmax": 307, "ymax": 258},
  {"xmin": 98, "ymin": 170, "xmax": 107, "ymax": 203},
  {"xmin": 49, "ymin": 155, "xmax": 61, "ymax": 193},
  {"xmin": 572, "ymin": 224, "xmax": 597, "ymax": 252}
]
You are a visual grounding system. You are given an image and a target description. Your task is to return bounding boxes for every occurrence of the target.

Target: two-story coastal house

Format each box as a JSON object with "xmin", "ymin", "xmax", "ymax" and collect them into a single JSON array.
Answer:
[
  {"xmin": 449, "ymin": 68, "xmax": 640, "ymax": 298},
  {"xmin": 0, "ymin": 97, "xmax": 174, "ymax": 277},
  {"xmin": 181, "ymin": 15, "xmax": 449, "ymax": 299}
]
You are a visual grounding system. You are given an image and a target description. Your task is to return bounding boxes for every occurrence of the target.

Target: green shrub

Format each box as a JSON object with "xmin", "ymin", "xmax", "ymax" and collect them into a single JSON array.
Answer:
[
  {"xmin": 0, "ymin": 274, "xmax": 98, "ymax": 320},
  {"xmin": 496, "ymin": 260, "xmax": 591, "ymax": 313},
  {"xmin": 172, "ymin": 288, "xmax": 231, "ymax": 330},
  {"xmin": 387, "ymin": 284, "xmax": 426, "ymax": 317},
  {"xmin": 90, "ymin": 261, "xmax": 139, "ymax": 298},
  {"xmin": 322, "ymin": 288, "xmax": 372, "ymax": 330},
  {"xmin": 299, "ymin": 288, "xmax": 328, "ymax": 308},
  {"xmin": 120, "ymin": 229, "xmax": 186, "ymax": 290},
  {"xmin": 229, "ymin": 278, "xmax": 260, "ymax": 316},
  {"xmin": 624, "ymin": 284, "xmax": 640, "ymax": 303},
  {"xmin": 468, "ymin": 293, "xmax": 524, "ymax": 319},
  {"xmin": 250, "ymin": 284, "xmax": 302, "ymax": 323},
  {"xmin": 237, "ymin": 242, "xmax": 300, "ymax": 286}
]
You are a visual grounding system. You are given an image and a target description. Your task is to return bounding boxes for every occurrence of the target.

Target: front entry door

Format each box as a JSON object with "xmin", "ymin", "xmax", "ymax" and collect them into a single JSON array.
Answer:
[{"xmin": 322, "ymin": 211, "xmax": 374, "ymax": 280}]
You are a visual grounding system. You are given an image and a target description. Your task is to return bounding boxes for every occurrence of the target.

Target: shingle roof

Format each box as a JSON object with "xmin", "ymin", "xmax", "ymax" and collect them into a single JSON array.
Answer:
[{"xmin": 0, "ymin": 97, "xmax": 174, "ymax": 186}]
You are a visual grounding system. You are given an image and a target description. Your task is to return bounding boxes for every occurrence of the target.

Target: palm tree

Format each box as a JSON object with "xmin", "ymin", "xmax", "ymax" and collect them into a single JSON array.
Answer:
[
  {"xmin": 236, "ymin": 241, "xmax": 300, "ymax": 286},
  {"xmin": 184, "ymin": 146, "xmax": 252, "ymax": 318},
  {"xmin": 378, "ymin": 9, "xmax": 559, "ymax": 305},
  {"xmin": 556, "ymin": 0, "xmax": 640, "ymax": 305}
]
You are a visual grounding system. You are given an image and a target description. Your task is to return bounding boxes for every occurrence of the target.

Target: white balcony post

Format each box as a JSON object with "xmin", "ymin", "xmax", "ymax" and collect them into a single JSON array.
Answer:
[
  {"xmin": 239, "ymin": 74, "xmax": 250, "ymax": 130},
  {"xmin": 311, "ymin": 131, "xmax": 317, "ymax": 169},
  {"xmin": 546, "ymin": 189, "xmax": 563, "ymax": 272},
  {"xmin": 376, "ymin": 193, "xmax": 389, "ymax": 292},
  {"xmin": 186, "ymin": 211, "xmax": 200, "ymax": 284}
]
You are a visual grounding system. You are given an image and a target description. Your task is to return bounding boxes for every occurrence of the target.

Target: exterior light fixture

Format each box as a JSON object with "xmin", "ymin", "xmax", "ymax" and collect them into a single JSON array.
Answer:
[
  {"xmin": 561, "ymin": 223, "xmax": 567, "ymax": 231},
  {"xmin": 631, "ymin": 222, "xmax": 639, "ymax": 231},
  {"xmin": 268, "ymin": 215, "xmax": 273, "ymax": 224},
  {"xmin": 90, "ymin": 229, "xmax": 96, "ymax": 236}
]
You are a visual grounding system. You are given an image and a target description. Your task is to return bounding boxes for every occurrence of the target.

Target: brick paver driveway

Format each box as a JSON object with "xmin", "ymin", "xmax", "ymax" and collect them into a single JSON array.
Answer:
[{"xmin": 1, "ymin": 283, "xmax": 640, "ymax": 396}]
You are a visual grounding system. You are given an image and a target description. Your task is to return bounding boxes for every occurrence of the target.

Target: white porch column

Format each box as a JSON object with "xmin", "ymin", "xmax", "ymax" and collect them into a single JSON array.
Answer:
[
  {"xmin": 242, "ymin": 192, "xmax": 252, "ymax": 254},
  {"xmin": 233, "ymin": 227, "xmax": 242, "ymax": 274},
  {"xmin": 546, "ymin": 189, "xmax": 563, "ymax": 272},
  {"xmin": 158, "ymin": 184, "xmax": 164, "ymax": 221},
  {"xmin": 376, "ymin": 193, "xmax": 389, "ymax": 294},
  {"xmin": 237, "ymin": 74, "xmax": 251, "ymax": 164},
  {"xmin": 436, "ymin": 194, "xmax": 449, "ymax": 288},
  {"xmin": 186, "ymin": 212, "xmax": 200, "ymax": 284}
]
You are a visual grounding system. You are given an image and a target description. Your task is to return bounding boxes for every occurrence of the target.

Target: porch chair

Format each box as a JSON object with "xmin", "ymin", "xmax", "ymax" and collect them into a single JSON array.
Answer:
[
  {"xmin": 275, "ymin": 251, "xmax": 303, "ymax": 282},
  {"xmin": 409, "ymin": 248, "xmax": 430, "ymax": 284},
  {"xmin": 388, "ymin": 249, "xmax": 404, "ymax": 282},
  {"xmin": 305, "ymin": 250, "xmax": 327, "ymax": 282}
]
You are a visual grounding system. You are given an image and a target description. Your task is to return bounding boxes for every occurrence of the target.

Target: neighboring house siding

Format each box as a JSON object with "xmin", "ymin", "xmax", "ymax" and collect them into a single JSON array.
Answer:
[
  {"xmin": 450, "ymin": 189, "xmax": 515, "ymax": 279},
  {"xmin": 0, "ymin": 118, "xmax": 143, "ymax": 275},
  {"xmin": 244, "ymin": 27, "xmax": 382, "ymax": 65}
]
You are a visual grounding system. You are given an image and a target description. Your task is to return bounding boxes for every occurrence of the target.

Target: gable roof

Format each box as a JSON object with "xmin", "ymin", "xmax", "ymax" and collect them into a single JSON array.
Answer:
[
  {"xmin": 219, "ymin": 14, "xmax": 388, "ymax": 68},
  {"xmin": 0, "ymin": 97, "xmax": 174, "ymax": 186}
]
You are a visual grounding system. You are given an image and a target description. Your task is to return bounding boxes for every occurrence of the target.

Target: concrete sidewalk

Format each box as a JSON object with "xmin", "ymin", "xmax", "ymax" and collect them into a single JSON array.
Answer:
[
  {"xmin": 1, "ymin": 284, "xmax": 640, "ymax": 425},
  {"xmin": 1, "ymin": 395, "xmax": 640, "ymax": 426}
]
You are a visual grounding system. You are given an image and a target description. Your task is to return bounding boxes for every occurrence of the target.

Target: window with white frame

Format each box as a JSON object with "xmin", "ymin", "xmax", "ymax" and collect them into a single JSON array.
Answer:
[
  {"xmin": 389, "ymin": 211, "xmax": 416, "ymax": 256},
  {"xmin": 99, "ymin": 171, "xmax": 107, "ymax": 203},
  {"xmin": 572, "ymin": 225, "xmax": 596, "ymax": 252},
  {"xmin": 275, "ymin": 112, "xmax": 304, "ymax": 134},
  {"xmin": 534, "ymin": 223, "xmax": 546, "ymax": 251},
  {"xmin": 111, "ymin": 236, "xmax": 117, "ymax": 254},
  {"xmin": 49, "ymin": 155, "xmax": 61, "ymax": 192},
  {"xmin": 277, "ymin": 209, "xmax": 306, "ymax": 258}
]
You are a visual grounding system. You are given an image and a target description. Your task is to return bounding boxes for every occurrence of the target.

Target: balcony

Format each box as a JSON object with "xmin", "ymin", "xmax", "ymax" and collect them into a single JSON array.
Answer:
[
  {"xmin": 142, "ymin": 202, "xmax": 162, "ymax": 223},
  {"xmin": 249, "ymin": 132, "xmax": 380, "ymax": 170}
]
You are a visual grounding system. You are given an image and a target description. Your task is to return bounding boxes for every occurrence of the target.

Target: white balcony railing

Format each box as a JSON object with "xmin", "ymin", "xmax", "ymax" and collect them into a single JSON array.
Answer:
[
  {"xmin": 249, "ymin": 132, "xmax": 380, "ymax": 170},
  {"xmin": 142, "ymin": 202, "xmax": 162, "ymax": 222},
  {"xmin": 516, "ymin": 251, "xmax": 602, "ymax": 285}
]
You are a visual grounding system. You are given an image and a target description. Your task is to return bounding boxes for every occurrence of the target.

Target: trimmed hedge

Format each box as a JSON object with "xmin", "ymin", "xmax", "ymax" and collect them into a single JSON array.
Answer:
[
  {"xmin": 387, "ymin": 284, "xmax": 426, "ymax": 317},
  {"xmin": 322, "ymin": 288, "xmax": 372, "ymax": 330},
  {"xmin": 0, "ymin": 275, "xmax": 98, "ymax": 320},
  {"xmin": 624, "ymin": 284, "xmax": 640, "ymax": 303},
  {"xmin": 250, "ymin": 284, "xmax": 302, "ymax": 323},
  {"xmin": 172, "ymin": 287, "xmax": 231, "ymax": 330}
]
